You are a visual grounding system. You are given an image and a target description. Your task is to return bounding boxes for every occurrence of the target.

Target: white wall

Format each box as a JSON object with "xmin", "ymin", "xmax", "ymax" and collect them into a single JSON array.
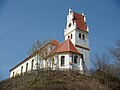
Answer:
[
  {"xmin": 54, "ymin": 53, "xmax": 83, "ymax": 71},
  {"xmin": 10, "ymin": 55, "xmax": 38, "ymax": 78},
  {"xmin": 75, "ymin": 30, "xmax": 90, "ymax": 70},
  {"xmin": 75, "ymin": 29, "xmax": 89, "ymax": 48},
  {"xmin": 44, "ymin": 53, "xmax": 83, "ymax": 71},
  {"xmin": 58, "ymin": 53, "xmax": 70, "ymax": 70},
  {"xmin": 64, "ymin": 10, "xmax": 76, "ymax": 44},
  {"xmin": 10, "ymin": 52, "xmax": 83, "ymax": 78}
]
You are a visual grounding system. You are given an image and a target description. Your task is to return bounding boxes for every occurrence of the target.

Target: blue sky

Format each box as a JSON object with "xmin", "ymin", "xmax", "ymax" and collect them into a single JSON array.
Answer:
[{"xmin": 0, "ymin": 0, "xmax": 120, "ymax": 80}]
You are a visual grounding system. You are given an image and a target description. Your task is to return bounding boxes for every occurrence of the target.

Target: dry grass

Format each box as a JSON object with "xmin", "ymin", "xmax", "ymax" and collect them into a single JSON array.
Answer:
[{"xmin": 0, "ymin": 70, "xmax": 119, "ymax": 90}]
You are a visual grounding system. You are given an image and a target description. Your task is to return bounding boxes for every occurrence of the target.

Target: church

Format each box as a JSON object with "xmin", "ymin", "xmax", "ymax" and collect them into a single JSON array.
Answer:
[{"xmin": 9, "ymin": 9, "xmax": 90, "ymax": 78}]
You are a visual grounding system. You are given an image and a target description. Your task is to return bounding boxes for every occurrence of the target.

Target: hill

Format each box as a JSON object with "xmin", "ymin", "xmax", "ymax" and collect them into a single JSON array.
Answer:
[{"xmin": 0, "ymin": 70, "xmax": 120, "ymax": 90}]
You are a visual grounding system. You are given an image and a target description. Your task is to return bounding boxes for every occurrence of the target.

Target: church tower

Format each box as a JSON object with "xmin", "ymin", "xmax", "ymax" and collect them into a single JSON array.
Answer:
[{"xmin": 64, "ymin": 9, "xmax": 90, "ymax": 71}]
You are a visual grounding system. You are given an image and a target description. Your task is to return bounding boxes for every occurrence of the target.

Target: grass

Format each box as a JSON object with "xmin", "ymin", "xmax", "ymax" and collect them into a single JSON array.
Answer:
[{"xmin": 0, "ymin": 70, "xmax": 120, "ymax": 90}]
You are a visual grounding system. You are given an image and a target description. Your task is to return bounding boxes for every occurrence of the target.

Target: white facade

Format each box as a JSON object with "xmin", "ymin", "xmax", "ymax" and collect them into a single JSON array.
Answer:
[
  {"xmin": 64, "ymin": 9, "xmax": 90, "ymax": 71},
  {"xmin": 50, "ymin": 53, "xmax": 83, "ymax": 71},
  {"xmin": 10, "ymin": 52, "xmax": 83, "ymax": 78},
  {"xmin": 10, "ymin": 9, "xmax": 89, "ymax": 78},
  {"xmin": 10, "ymin": 55, "xmax": 37, "ymax": 77}
]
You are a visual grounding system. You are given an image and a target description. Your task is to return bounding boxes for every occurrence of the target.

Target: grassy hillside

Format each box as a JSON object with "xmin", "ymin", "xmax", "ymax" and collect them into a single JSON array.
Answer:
[{"xmin": 0, "ymin": 70, "xmax": 120, "ymax": 90}]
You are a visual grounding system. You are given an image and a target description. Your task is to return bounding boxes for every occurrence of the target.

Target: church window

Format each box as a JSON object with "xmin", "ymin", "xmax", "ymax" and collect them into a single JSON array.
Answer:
[
  {"xmin": 71, "ymin": 34, "xmax": 72, "ymax": 39},
  {"xmin": 74, "ymin": 55, "xmax": 78, "ymax": 64},
  {"xmin": 68, "ymin": 35, "xmax": 70, "ymax": 39},
  {"xmin": 13, "ymin": 72, "xmax": 15, "ymax": 77},
  {"xmin": 31, "ymin": 59, "xmax": 34, "ymax": 71},
  {"xmin": 21, "ymin": 66, "xmax": 23, "ymax": 74},
  {"xmin": 61, "ymin": 56, "xmax": 65, "ymax": 66},
  {"xmin": 83, "ymin": 34, "xmax": 85, "ymax": 40},
  {"xmin": 79, "ymin": 33, "xmax": 82, "ymax": 38},
  {"xmin": 52, "ymin": 58, "xmax": 54, "ymax": 64},
  {"xmin": 50, "ymin": 47, "xmax": 53, "ymax": 50},
  {"xmin": 26, "ymin": 63, "xmax": 28, "ymax": 72},
  {"xmin": 68, "ymin": 23, "xmax": 71, "ymax": 27}
]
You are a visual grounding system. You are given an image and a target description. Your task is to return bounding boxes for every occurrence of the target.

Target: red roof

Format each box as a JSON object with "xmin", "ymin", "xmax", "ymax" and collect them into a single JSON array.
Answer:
[
  {"xmin": 50, "ymin": 39, "xmax": 80, "ymax": 54},
  {"xmin": 10, "ymin": 39, "xmax": 59, "ymax": 71},
  {"xmin": 50, "ymin": 39, "xmax": 60, "ymax": 46},
  {"xmin": 73, "ymin": 12, "xmax": 87, "ymax": 32}
]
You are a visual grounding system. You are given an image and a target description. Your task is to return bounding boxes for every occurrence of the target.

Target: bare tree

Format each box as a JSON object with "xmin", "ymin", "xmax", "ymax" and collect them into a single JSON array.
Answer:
[
  {"xmin": 109, "ymin": 40, "xmax": 120, "ymax": 64},
  {"xmin": 91, "ymin": 53, "xmax": 110, "ymax": 72},
  {"xmin": 108, "ymin": 40, "xmax": 120, "ymax": 78},
  {"xmin": 92, "ymin": 53, "xmax": 119, "ymax": 76},
  {"xmin": 28, "ymin": 39, "xmax": 53, "ymax": 73},
  {"xmin": 91, "ymin": 53, "xmax": 120, "ymax": 87},
  {"xmin": 91, "ymin": 40, "xmax": 120, "ymax": 79}
]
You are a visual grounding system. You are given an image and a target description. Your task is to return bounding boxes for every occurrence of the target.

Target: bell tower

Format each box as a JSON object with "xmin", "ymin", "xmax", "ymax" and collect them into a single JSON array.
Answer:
[{"xmin": 64, "ymin": 9, "xmax": 90, "ymax": 71}]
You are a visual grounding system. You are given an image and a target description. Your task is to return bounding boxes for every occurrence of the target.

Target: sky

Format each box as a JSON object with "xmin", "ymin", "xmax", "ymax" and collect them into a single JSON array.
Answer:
[{"xmin": 0, "ymin": 0, "xmax": 120, "ymax": 80}]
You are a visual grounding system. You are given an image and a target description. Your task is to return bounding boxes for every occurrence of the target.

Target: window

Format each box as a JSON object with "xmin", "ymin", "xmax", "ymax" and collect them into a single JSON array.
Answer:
[
  {"xmin": 79, "ymin": 33, "xmax": 82, "ymax": 38},
  {"xmin": 31, "ymin": 59, "xmax": 34, "ymax": 70},
  {"xmin": 52, "ymin": 58, "xmax": 54, "ymax": 64},
  {"xmin": 50, "ymin": 47, "xmax": 53, "ymax": 50},
  {"xmin": 61, "ymin": 56, "xmax": 65, "ymax": 66},
  {"xmin": 68, "ymin": 35, "xmax": 70, "ymax": 39},
  {"xmin": 21, "ymin": 66, "xmax": 23, "ymax": 74},
  {"xmin": 81, "ymin": 54, "xmax": 83, "ymax": 60},
  {"xmin": 26, "ymin": 63, "xmax": 28, "ymax": 72},
  {"xmin": 13, "ymin": 72, "xmax": 15, "ymax": 77},
  {"xmin": 74, "ymin": 55, "xmax": 78, "ymax": 64},
  {"xmin": 82, "ymin": 34, "xmax": 85, "ymax": 40},
  {"xmin": 68, "ymin": 23, "xmax": 71, "ymax": 27},
  {"xmin": 71, "ymin": 34, "xmax": 72, "ymax": 39}
]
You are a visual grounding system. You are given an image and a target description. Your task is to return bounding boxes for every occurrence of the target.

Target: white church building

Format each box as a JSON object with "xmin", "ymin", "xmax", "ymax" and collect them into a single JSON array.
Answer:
[{"xmin": 10, "ymin": 9, "xmax": 90, "ymax": 78}]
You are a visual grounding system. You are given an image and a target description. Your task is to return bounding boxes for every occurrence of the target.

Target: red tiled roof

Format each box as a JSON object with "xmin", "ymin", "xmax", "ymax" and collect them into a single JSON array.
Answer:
[
  {"xmin": 10, "ymin": 39, "xmax": 59, "ymax": 71},
  {"xmin": 73, "ymin": 12, "xmax": 87, "ymax": 32},
  {"xmin": 50, "ymin": 39, "xmax": 60, "ymax": 46},
  {"xmin": 50, "ymin": 39, "xmax": 80, "ymax": 55}
]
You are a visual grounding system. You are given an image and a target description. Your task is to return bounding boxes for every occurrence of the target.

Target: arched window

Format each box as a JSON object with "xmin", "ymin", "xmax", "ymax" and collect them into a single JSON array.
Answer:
[
  {"xmin": 82, "ymin": 34, "xmax": 85, "ymax": 40},
  {"xmin": 74, "ymin": 55, "xmax": 78, "ymax": 64},
  {"xmin": 68, "ymin": 23, "xmax": 71, "ymax": 27},
  {"xmin": 13, "ymin": 72, "xmax": 15, "ymax": 77},
  {"xmin": 61, "ymin": 56, "xmax": 65, "ymax": 66},
  {"xmin": 68, "ymin": 35, "xmax": 70, "ymax": 39},
  {"xmin": 52, "ymin": 58, "xmax": 54, "ymax": 64},
  {"xmin": 21, "ymin": 66, "xmax": 23, "ymax": 74},
  {"xmin": 79, "ymin": 33, "xmax": 82, "ymax": 39},
  {"xmin": 71, "ymin": 34, "xmax": 72, "ymax": 39},
  {"xmin": 31, "ymin": 59, "xmax": 34, "ymax": 70},
  {"xmin": 26, "ymin": 63, "xmax": 28, "ymax": 72}
]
